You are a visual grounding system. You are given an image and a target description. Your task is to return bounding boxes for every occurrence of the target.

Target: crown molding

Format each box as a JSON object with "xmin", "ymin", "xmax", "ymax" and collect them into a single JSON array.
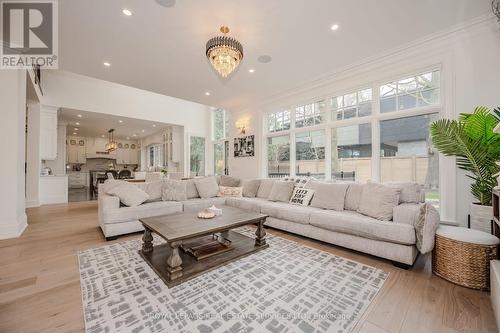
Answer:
[{"xmin": 237, "ymin": 13, "xmax": 496, "ymax": 114}]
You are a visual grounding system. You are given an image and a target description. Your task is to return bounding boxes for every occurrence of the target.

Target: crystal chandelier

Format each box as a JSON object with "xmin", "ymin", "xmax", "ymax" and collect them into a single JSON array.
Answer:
[
  {"xmin": 205, "ymin": 26, "xmax": 243, "ymax": 78},
  {"xmin": 105, "ymin": 129, "xmax": 118, "ymax": 152}
]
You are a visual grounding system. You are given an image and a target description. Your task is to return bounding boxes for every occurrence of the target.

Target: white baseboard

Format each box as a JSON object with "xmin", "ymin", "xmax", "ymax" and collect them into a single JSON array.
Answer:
[
  {"xmin": 26, "ymin": 199, "xmax": 40, "ymax": 208},
  {"xmin": 0, "ymin": 213, "xmax": 28, "ymax": 240}
]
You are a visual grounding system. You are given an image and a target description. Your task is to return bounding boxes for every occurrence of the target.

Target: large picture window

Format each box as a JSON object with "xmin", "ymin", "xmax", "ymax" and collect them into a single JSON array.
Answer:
[
  {"xmin": 263, "ymin": 68, "xmax": 441, "ymax": 208},
  {"xmin": 380, "ymin": 113, "xmax": 439, "ymax": 205},
  {"xmin": 267, "ymin": 135, "xmax": 290, "ymax": 178},
  {"xmin": 213, "ymin": 108, "xmax": 229, "ymax": 141},
  {"xmin": 295, "ymin": 130, "xmax": 326, "ymax": 179},
  {"xmin": 189, "ymin": 136, "xmax": 206, "ymax": 176},
  {"xmin": 332, "ymin": 124, "xmax": 372, "ymax": 182}
]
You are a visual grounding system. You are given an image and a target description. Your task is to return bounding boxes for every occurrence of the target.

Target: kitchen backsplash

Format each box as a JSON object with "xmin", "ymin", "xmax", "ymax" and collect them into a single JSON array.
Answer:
[{"xmin": 67, "ymin": 158, "xmax": 138, "ymax": 172}]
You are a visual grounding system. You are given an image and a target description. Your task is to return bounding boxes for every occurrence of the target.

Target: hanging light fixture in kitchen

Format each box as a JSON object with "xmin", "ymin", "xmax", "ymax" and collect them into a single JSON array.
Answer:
[{"xmin": 105, "ymin": 129, "xmax": 118, "ymax": 152}]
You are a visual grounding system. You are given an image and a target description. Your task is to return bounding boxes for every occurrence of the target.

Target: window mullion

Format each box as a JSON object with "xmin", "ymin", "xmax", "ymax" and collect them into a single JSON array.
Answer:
[{"xmin": 372, "ymin": 83, "xmax": 381, "ymax": 182}]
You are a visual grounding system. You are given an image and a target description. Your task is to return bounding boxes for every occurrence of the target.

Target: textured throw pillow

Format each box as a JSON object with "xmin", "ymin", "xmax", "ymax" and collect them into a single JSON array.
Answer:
[
  {"xmin": 217, "ymin": 186, "xmax": 243, "ymax": 197},
  {"xmin": 344, "ymin": 183, "xmax": 364, "ymax": 211},
  {"xmin": 107, "ymin": 184, "xmax": 149, "ymax": 207},
  {"xmin": 184, "ymin": 179, "xmax": 200, "ymax": 199},
  {"xmin": 289, "ymin": 187, "xmax": 315, "ymax": 206},
  {"xmin": 241, "ymin": 179, "xmax": 261, "ymax": 198},
  {"xmin": 101, "ymin": 179, "xmax": 128, "ymax": 194},
  {"xmin": 309, "ymin": 183, "xmax": 349, "ymax": 211},
  {"xmin": 385, "ymin": 181, "xmax": 422, "ymax": 203},
  {"xmin": 162, "ymin": 180, "xmax": 188, "ymax": 201},
  {"xmin": 219, "ymin": 175, "xmax": 241, "ymax": 187},
  {"xmin": 137, "ymin": 180, "xmax": 163, "ymax": 202},
  {"xmin": 256, "ymin": 179, "xmax": 276, "ymax": 199},
  {"xmin": 415, "ymin": 203, "xmax": 440, "ymax": 254},
  {"xmin": 268, "ymin": 181, "xmax": 295, "ymax": 202},
  {"xmin": 282, "ymin": 176, "xmax": 314, "ymax": 188},
  {"xmin": 357, "ymin": 182, "xmax": 401, "ymax": 221},
  {"xmin": 194, "ymin": 176, "xmax": 219, "ymax": 199}
]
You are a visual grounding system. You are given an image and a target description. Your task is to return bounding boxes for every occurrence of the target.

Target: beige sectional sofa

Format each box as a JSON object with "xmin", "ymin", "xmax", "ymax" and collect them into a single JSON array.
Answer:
[{"xmin": 98, "ymin": 177, "xmax": 430, "ymax": 267}]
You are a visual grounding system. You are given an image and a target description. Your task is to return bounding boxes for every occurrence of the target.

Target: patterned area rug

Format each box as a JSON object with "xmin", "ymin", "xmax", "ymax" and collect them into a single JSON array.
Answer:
[{"xmin": 78, "ymin": 229, "xmax": 388, "ymax": 333}]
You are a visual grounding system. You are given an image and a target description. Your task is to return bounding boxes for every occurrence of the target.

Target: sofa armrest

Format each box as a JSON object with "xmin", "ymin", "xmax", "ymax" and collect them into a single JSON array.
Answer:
[
  {"xmin": 98, "ymin": 193, "xmax": 120, "ymax": 222},
  {"xmin": 393, "ymin": 203, "xmax": 423, "ymax": 226}
]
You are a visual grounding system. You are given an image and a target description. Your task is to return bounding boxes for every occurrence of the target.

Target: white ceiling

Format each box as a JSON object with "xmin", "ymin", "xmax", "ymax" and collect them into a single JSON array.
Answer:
[
  {"xmin": 59, "ymin": 108, "xmax": 173, "ymax": 140},
  {"xmin": 58, "ymin": 0, "xmax": 492, "ymax": 111}
]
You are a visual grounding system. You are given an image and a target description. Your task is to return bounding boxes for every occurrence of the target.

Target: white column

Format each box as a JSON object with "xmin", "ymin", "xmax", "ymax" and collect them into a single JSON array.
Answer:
[{"xmin": 0, "ymin": 69, "xmax": 28, "ymax": 239}]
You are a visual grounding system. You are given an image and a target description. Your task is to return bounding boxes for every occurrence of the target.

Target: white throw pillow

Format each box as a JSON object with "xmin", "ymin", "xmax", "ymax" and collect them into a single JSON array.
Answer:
[
  {"xmin": 194, "ymin": 176, "xmax": 219, "ymax": 199},
  {"xmin": 344, "ymin": 183, "xmax": 364, "ymax": 211},
  {"xmin": 289, "ymin": 187, "xmax": 315, "ymax": 206},
  {"xmin": 217, "ymin": 186, "xmax": 243, "ymax": 198},
  {"xmin": 256, "ymin": 179, "xmax": 276, "ymax": 199},
  {"xmin": 357, "ymin": 182, "xmax": 401, "ymax": 221},
  {"xmin": 268, "ymin": 181, "xmax": 295, "ymax": 202},
  {"xmin": 162, "ymin": 180, "xmax": 188, "ymax": 201},
  {"xmin": 385, "ymin": 181, "xmax": 422, "ymax": 203},
  {"xmin": 137, "ymin": 180, "xmax": 163, "ymax": 202},
  {"xmin": 309, "ymin": 182, "xmax": 349, "ymax": 211},
  {"xmin": 241, "ymin": 179, "xmax": 261, "ymax": 198},
  {"xmin": 107, "ymin": 184, "xmax": 149, "ymax": 207},
  {"xmin": 415, "ymin": 203, "xmax": 440, "ymax": 254}
]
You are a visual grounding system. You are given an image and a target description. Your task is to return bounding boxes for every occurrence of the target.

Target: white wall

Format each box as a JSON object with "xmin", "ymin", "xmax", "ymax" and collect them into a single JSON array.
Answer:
[
  {"xmin": 39, "ymin": 71, "xmax": 212, "ymax": 176},
  {"xmin": 227, "ymin": 16, "xmax": 500, "ymax": 226},
  {"xmin": 26, "ymin": 103, "xmax": 40, "ymax": 208},
  {"xmin": 0, "ymin": 69, "xmax": 28, "ymax": 239}
]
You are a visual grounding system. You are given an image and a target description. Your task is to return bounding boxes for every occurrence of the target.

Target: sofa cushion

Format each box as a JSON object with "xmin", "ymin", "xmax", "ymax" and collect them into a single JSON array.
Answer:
[
  {"xmin": 309, "ymin": 210, "xmax": 416, "ymax": 245},
  {"xmin": 181, "ymin": 197, "xmax": 226, "ymax": 212},
  {"xmin": 393, "ymin": 203, "xmax": 422, "ymax": 226},
  {"xmin": 268, "ymin": 181, "xmax": 295, "ymax": 202},
  {"xmin": 194, "ymin": 176, "xmax": 219, "ymax": 199},
  {"xmin": 100, "ymin": 179, "xmax": 128, "ymax": 194},
  {"xmin": 344, "ymin": 183, "xmax": 364, "ymax": 211},
  {"xmin": 102, "ymin": 201, "xmax": 182, "ymax": 224},
  {"xmin": 385, "ymin": 181, "xmax": 422, "ymax": 203},
  {"xmin": 358, "ymin": 182, "xmax": 401, "ymax": 221},
  {"xmin": 107, "ymin": 184, "xmax": 149, "ymax": 207},
  {"xmin": 289, "ymin": 187, "xmax": 315, "ymax": 206},
  {"xmin": 219, "ymin": 175, "xmax": 241, "ymax": 187},
  {"xmin": 224, "ymin": 197, "xmax": 267, "ymax": 213},
  {"xmin": 242, "ymin": 179, "xmax": 261, "ymax": 198},
  {"xmin": 184, "ymin": 179, "xmax": 200, "ymax": 199},
  {"xmin": 260, "ymin": 201, "xmax": 321, "ymax": 225},
  {"xmin": 161, "ymin": 179, "xmax": 188, "ymax": 201},
  {"xmin": 217, "ymin": 186, "xmax": 243, "ymax": 198},
  {"xmin": 256, "ymin": 179, "xmax": 276, "ymax": 199},
  {"xmin": 308, "ymin": 182, "xmax": 349, "ymax": 211}
]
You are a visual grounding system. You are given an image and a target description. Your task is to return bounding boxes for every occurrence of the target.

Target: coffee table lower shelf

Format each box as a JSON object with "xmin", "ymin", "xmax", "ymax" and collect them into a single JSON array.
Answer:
[{"xmin": 139, "ymin": 230, "xmax": 269, "ymax": 287}]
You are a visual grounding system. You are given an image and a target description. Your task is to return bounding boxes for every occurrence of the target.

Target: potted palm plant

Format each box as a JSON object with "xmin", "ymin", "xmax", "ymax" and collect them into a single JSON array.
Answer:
[{"xmin": 430, "ymin": 106, "xmax": 500, "ymax": 232}]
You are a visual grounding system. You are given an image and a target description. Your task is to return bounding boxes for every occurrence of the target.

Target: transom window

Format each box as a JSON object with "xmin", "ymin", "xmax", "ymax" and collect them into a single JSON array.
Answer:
[
  {"xmin": 295, "ymin": 100, "xmax": 325, "ymax": 128},
  {"xmin": 267, "ymin": 110, "xmax": 291, "ymax": 133},
  {"xmin": 332, "ymin": 88, "xmax": 372, "ymax": 120},
  {"xmin": 380, "ymin": 70, "xmax": 440, "ymax": 113},
  {"xmin": 213, "ymin": 108, "xmax": 229, "ymax": 141}
]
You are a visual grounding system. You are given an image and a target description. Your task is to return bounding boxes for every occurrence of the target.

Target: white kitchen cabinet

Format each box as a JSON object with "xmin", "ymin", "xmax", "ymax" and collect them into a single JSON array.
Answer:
[
  {"xmin": 67, "ymin": 136, "xmax": 87, "ymax": 163},
  {"xmin": 40, "ymin": 175, "xmax": 68, "ymax": 204},
  {"xmin": 129, "ymin": 148, "xmax": 139, "ymax": 164},
  {"xmin": 40, "ymin": 106, "xmax": 58, "ymax": 160}
]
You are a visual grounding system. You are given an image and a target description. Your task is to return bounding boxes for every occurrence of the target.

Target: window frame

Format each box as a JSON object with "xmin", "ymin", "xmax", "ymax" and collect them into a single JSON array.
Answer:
[{"xmin": 263, "ymin": 66, "xmax": 442, "ymax": 184}]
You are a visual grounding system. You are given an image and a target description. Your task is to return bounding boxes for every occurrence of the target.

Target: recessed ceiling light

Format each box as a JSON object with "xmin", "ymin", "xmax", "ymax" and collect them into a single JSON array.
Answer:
[
  {"xmin": 122, "ymin": 9, "xmax": 132, "ymax": 16},
  {"xmin": 330, "ymin": 24, "xmax": 339, "ymax": 31},
  {"xmin": 141, "ymin": 129, "xmax": 145, "ymax": 133},
  {"xmin": 118, "ymin": 120, "xmax": 123, "ymax": 123},
  {"xmin": 126, "ymin": 137, "xmax": 130, "ymax": 140},
  {"xmin": 73, "ymin": 132, "xmax": 77, "ymax": 135},
  {"xmin": 205, "ymin": 92, "xmax": 211, "ymax": 96},
  {"xmin": 248, "ymin": 69, "xmax": 255, "ymax": 73},
  {"xmin": 101, "ymin": 134, "xmax": 105, "ymax": 138},
  {"xmin": 74, "ymin": 128, "xmax": 79, "ymax": 131},
  {"xmin": 133, "ymin": 134, "xmax": 137, "ymax": 137},
  {"xmin": 77, "ymin": 114, "xmax": 82, "ymax": 118},
  {"xmin": 152, "ymin": 124, "xmax": 156, "ymax": 127},
  {"xmin": 75, "ymin": 122, "xmax": 80, "ymax": 125},
  {"xmin": 103, "ymin": 62, "xmax": 111, "ymax": 67}
]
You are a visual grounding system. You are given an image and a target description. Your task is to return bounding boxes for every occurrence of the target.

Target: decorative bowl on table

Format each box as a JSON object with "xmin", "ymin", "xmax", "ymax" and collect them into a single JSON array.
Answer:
[{"xmin": 197, "ymin": 209, "xmax": 216, "ymax": 219}]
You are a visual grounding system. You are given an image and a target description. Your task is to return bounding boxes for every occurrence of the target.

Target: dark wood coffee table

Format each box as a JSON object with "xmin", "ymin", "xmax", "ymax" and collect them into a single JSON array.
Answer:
[{"xmin": 139, "ymin": 206, "xmax": 269, "ymax": 287}]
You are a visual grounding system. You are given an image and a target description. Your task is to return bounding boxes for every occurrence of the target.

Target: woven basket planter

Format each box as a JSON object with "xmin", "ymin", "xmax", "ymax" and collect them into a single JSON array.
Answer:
[{"xmin": 432, "ymin": 234, "xmax": 497, "ymax": 290}]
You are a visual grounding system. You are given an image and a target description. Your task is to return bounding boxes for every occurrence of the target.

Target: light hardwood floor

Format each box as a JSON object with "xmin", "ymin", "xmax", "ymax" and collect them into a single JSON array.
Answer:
[{"xmin": 0, "ymin": 201, "xmax": 497, "ymax": 333}]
